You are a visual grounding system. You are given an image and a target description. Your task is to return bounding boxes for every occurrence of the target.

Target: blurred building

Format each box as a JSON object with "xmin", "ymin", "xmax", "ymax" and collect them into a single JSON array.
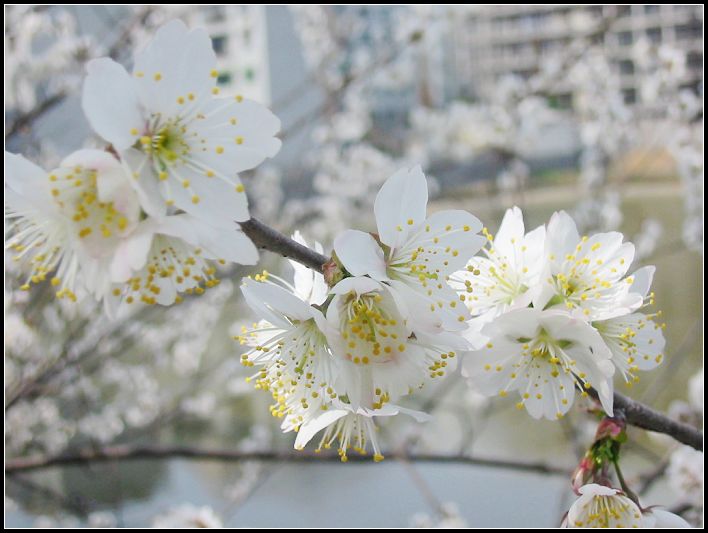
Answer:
[
  {"xmin": 453, "ymin": 5, "xmax": 703, "ymax": 104},
  {"xmin": 184, "ymin": 5, "xmax": 271, "ymax": 104},
  {"xmin": 183, "ymin": 6, "xmax": 323, "ymax": 169}
]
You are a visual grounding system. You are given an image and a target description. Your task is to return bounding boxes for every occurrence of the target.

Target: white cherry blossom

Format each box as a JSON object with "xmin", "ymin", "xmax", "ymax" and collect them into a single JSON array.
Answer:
[
  {"xmin": 592, "ymin": 265, "xmax": 666, "ymax": 384},
  {"xmin": 236, "ymin": 274, "xmax": 337, "ymax": 433},
  {"xmin": 325, "ymin": 276, "xmax": 466, "ymax": 409},
  {"xmin": 293, "ymin": 401, "xmax": 429, "ymax": 462},
  {"xmin": 5, "ymin": 149, "xmax": 140, "ymax": 303},
  {"xmin": 464, "ymin": 308, "xmax": 615, "ymax": 420},
  {"xmin": 82, "ymin": 19, "xmax": 281, "ymax": 226},
  {"xmin": 564, "ymin": 484, "xmax": 691, "ymax": 528},
  {"xmin": 449, "ymin": 205, "xmax": 545, "ymax": 347},
  {"xmin": 333, "ymin": 166, "xmax": 485, "ymax": 333},
  {"xmin": 534, "ymin": 210, "xmax": 644, "ymax": 321},
  {"xmin": 108, "ymin": 213, "xmax": 257, "ymax": 310},
  {"xmin": 564, "ymin": 484, "xmax": 643, "ymax": 528}
]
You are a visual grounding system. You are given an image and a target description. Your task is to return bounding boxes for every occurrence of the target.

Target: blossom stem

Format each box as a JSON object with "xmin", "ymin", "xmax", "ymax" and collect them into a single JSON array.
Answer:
[{"xmin": 612, "ymin": 457, "xmax": 639, "ymax": 505}]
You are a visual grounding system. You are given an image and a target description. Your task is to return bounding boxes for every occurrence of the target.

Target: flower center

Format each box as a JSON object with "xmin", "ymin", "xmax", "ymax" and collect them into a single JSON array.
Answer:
[
  {"xmin": 49, "ymin": 166, "xmax": 130, "ymax": 243},
  {"xmin": 341, "ymin": 293, "xmax": 406, "ymax": 366},
  {"xmin": 139, "ymin": 119, "xmax": 190, "ymax": 169},
  {"xmin": 574, "ymin": 495, "xmax": 642, "ymax": 527},
  {"xmin": 119, "ymin": 237, "xmax": 220, "ymax": 305}
]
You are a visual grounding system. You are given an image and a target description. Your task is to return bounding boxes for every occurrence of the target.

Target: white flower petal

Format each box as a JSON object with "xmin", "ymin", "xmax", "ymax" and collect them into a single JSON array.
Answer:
[
  {"xmin": 120, "ymin": 148, "xmax": 167, "ymax": 218},
  {"xmin": 109, "ymin": 224, "xmax": 155, "ymax": 283},
  {"xmin": 190, "ymin": 218, "xmax": 258, "ymax": 265},
  {"xmin": 164, "ymin": 166, "xmax": 250, "ymax": 225},
  {"xmin": 493, "ymin": 206, "xmax": 525, "ymax": 258},
  {"xmin": 546, "ymin": 210, "xmax": 580, "ymax": 257},
  {"xmin": 330, "ymin": 276, "xmax": 383, "ymax": 296},
  {"xmin": 289, "ymin": 232, "xmax": 328, "ymax": 305},
  {"xmin": 294, "ymin": 409, "xmax": 349, "ymax": 449},
  {"xmin": 183, "ymin": 96, "xmax": 281, "ymax": 175},
  {"xmin": 333, "ymin": 230, "xmax": 387, "ymax": 280},
  {"xmin": 82, "ymin": 58, "xmax": 143, "ymax": 150},
  {"xmin": 132, "ymin": 19, "xmax": 216, "ymax": 117},
  {"xmin": 629, "ymin": 265, "xmax": 655, "ymax": 298},
  {"xmin": 644, "ymin": 509, "xmax": 691, "ymax": 528},
  {"xmin": 5, "ymin": 152, "xmax": 52, "ymax": 206},
  {"xmin": 374, "ymin": 165, "xmax": 428, "ymax": 250},
  {"xmin": 241, "ymin": 277, "xmax": 313, "ymax": 323}
]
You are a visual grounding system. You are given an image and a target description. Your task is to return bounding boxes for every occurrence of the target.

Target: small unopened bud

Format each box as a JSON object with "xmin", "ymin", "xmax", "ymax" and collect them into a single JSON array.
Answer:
[
  {"xmin": 323, "ymin": 259, "xmax": 345, "ymax": 287},
  {"xmin": 571, "ymin": 456, "xmax": 595, "ymax": 495},
  {"xmin": 595, "ymin": 415, "xmax": 626, "ymax": 442}
]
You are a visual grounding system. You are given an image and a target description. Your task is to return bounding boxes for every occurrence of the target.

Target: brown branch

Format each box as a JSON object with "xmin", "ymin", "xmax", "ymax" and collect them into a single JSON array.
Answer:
[
  {"xmin": 4, "ymin": 444, "xmax": 571, "ymax": 476},
  {"xmin": 581, "ymin": 386, "xmax": 703, "ymax": 452},
  {"xmin": 240, "ymin": 217, "xmax": 330, "ymax": 273},
  {"xmin": 613, "ymin": 392, "xmax": 702, "ymax": 451}
]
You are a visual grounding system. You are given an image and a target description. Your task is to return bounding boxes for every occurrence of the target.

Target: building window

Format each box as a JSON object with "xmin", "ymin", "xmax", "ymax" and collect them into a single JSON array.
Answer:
[
  {"xmin": 244, "ymin": 67, "xmax": 255, "ymax": 82},
  {"xmin": 547, "ymin": 93, "xmax": 572, "ymax": 110},
  {"xmin": 646, "ymin": 27, "xmax": 662, "ymax": 44},
  {"xmin": 616, "ymin": 5, "xmax": 632, "ymax": 18},
  {"xmin": 687, "ymin": 51, "xmax": 702, "ymax": 72},
  {"xmin": 205, "ymin": 6, "xmax": 226, "ymax": 23},
  {"xmin": 675, "ymin": 20, "xmax": 702, "ymax": 41},
  {"xmin": 617, "ymin": 31, "xmax": 633, "ymax": 46},
  {"xmin": 212, "ymin": 35, "xmax": 228, "ymax": 56},
  {"xmin": 644, "ymin": 5, "xmax": 660, "ymax": 14},
  {"xmin": 619, "ymin": 59, "xmax": 635, "ymax": 76},
  {"xmin": 622, "ymin": 88, "xmax": 636, "ymax": 104},
  {"xmin": 216, "ymin": 71, "xmax": 232, "ymax": 85}
]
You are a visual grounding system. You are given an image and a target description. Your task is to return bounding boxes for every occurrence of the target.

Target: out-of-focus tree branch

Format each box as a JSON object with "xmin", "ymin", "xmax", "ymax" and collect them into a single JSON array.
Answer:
[
  {"xmin": 5, "ymin": 444, "xmax": 571, "ymax": 475},
  {"xmin": 5, "ymin": 6, "xmax": 155, "ymax": 141}
]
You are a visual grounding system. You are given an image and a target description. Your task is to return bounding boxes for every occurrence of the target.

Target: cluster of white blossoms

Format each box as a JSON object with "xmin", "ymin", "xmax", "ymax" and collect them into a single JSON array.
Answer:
[
  {"xmin": 5, "ymin": 20, "xmax": 281, "ymax": 316},
  {"xmin": 450, "ymin": 207, "xmax": 665, "ymax": 420},
  {"xmin": 563, "ymin": 484, "xmax": 690, "ymax": 528},
  {"xmin": 236, "ymin": 167, "xmax": 484, "ymax": 460}
]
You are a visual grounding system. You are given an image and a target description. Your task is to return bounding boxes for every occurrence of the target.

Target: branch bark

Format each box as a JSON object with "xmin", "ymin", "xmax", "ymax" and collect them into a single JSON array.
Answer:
[
  {"xmin": 4, "ymin": 444, "xmax": 570, "ymax": 475},
  {"xmin": 240, "ymin": 217, "xmax": 330, "ymax": 272},
  {"xmin": 613, "ymin": 392, "xmax": 702, "ymax": 451}
]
